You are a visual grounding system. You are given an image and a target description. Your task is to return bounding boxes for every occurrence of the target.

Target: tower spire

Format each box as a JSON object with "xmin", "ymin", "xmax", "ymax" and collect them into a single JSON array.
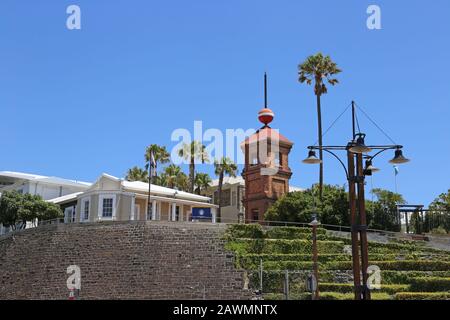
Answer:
[
  {"xmin": 264, "ymin": 72, "xmax": 268, "ymax": 108},
  {"xmin": 258, "ymin": 72, "xmax": 274, "ymax": 127}
]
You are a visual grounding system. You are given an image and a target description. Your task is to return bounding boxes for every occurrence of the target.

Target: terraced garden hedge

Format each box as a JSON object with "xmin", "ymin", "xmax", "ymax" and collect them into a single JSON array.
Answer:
[{"xmin": 224, "ymin": 224, "xmax": 450, "ymax": 300}]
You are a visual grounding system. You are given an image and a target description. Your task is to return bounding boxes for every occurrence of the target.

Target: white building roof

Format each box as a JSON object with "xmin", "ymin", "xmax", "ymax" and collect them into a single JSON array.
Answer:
[
  {"xmin": 0, "ymin": 171, "xmax": 92, "ymax": 188},
  {"xmin": 122, "ymin": 179, "xmax": 211, "ymax": 202},
  {"xmin": 48, "ymin": 192, "xmax": 84, "ymax": 204},
  {"xmin": 210, "ymin": 176, "xmax": 304, "ymax": 192}
]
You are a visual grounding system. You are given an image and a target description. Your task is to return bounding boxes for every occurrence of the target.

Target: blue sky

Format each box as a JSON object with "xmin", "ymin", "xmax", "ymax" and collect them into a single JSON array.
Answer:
[{"xmin": 0, "ymin": 0, "xmax": 449, "ymax": 206}]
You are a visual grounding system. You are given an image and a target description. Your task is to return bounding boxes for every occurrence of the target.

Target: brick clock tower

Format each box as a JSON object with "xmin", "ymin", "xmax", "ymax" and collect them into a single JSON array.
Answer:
[{"xmin": 241, "ymin": 74, "xmax": 293, "ymax": 223}]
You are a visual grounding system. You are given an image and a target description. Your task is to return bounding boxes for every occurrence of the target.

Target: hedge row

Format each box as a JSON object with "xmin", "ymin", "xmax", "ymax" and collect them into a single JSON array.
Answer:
[
  {"xmin": 326, "ymin": 260, "xmax": 450, "ymax": 271},
  {"xmin": 409, "ymin": 277, "xmax": 450, "ymax": 292},
  {"xmin": 319, "ymin": 291, "xmax": 392, "ymax": 300},
  {"xmin": 237, "ymin": 253, "xmax": 448, "ymax": 269},
  {"xmin": 265, "ymin": 226, "xmax": 327, "ymax": 239},
  {"xmin": 319, "ymin": 283, "xmax": 409, "ymax": 294},
  {"xmin": 263, "ymin": 291, "xmax": 392, "ymax": 300},
  {"xmin": 225, "ymin": 224, "xmax": 327, "ymax": 240},
  {"xmin": 394, "ymin": 292, "xmax": 450, "ymax": 300},
  {"xmin": 372, "ymin": 270, "xmax": 450, "ymax": 284}
]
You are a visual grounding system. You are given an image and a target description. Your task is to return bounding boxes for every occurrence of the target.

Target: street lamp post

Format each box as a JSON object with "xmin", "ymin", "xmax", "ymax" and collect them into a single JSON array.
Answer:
[
  {"xmin": 302, "ymin": 101, "xmax": 410, "ymax": 300},
  {"xmin": 309, "ymin": 214, "xmax": 320, "ymax": 300}
]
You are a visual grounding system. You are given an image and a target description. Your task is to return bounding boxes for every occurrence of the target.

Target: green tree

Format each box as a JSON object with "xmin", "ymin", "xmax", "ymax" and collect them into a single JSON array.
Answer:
[
  {"xmin": 125, "ymin": 166, "xmax": 148, "ymax": 182},
  {"xmin": 265, "ymin": 184, "xmax": 349, "ymax": 225},
  {"xmin": 194, "ymin": 172, "xmax": 212, "ymax": 195},
  {"xmin": 425, "ymin": 190, "xmax": 450, "ymax": 233},
  {"xmin": 163, "ymin": 164, "xmax": 188, "ymax": 191},
  {"xmin": 298, "ymin": 53, "xmax": 341, "ymax": 200},
  {"xmin": 367, "ymin": 188, "xmax": 405, "ymax": 232},
  {"xmin": 145, "ymin": 144, "xmax": 171, "ymax": 174},
  {"xmin": 214, "ymin": 157, "xmax": 238, "ymax": 222},
  {"xmin": 178, "ymin": 141, "xmax": 209, "ymax": 193},
  {"xmin": 0, "ymin": 190, "xmax": 63, "ymax": 230}
]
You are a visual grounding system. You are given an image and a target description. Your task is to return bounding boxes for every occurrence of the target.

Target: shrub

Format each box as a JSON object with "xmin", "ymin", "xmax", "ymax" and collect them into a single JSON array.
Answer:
[
  {"xmin": 265, "ymin": 226, "xmax": 326, "ymax": 239},
  {"xmin": 380, "ymin": 271, "xmax": 450, "ymax": 284},
  {"xmin": 263, "ymin": 261, "xmax": 314, "ymax": 271},
  {"xmin": 409, "ymin": 277, "xmax": 450, "ymax": 292},
  {"xmin": 430, "ymin": 226, "xmax": 448, "ymax": 235},
  {"xmin": 263, "ymin": 292, "xmax": 312, "ymax": 300},
  {"xmin": 395, "ymin": 292, "xmax": 450, "ymax": 300},
  {"xmin": 326, "ymin": 260, "xmax": 450, "ymax": 271},
  {"xmin": 263, "ymin": 239, "xmax": 345, "ymax": 255},
  {"xmin": 319, "ymin": 292, "xmax": 391, "ymax": 300},
  {"xmin": 226, "ymin": 224, "xmax": 264, "ymax": 239},
  {"xmin": 318, "ymin": 283, "xmax": 408, "ymax": 294}
]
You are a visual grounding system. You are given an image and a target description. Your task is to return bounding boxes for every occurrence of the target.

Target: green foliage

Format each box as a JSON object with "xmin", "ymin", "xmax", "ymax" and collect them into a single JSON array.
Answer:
[
  {"xmin": 319, "ymin": 283, "xmax": 409, "ymax": 294},
  {"xmin": 298, "ymin": 53, "xmax": 342, "ymax": 96},
  {"xmin": 409, "ymin": 277, "xmax": 450, "ymax": 292},
  {"xmin": 394, "ymin": 292, "xmax": 450, "ymax": 300},
  {"xmin": 319, "ymin": 291, "xmax": 391, "ymax": 300},
  {"xmin": 0, "ymin": 190, "xmax": 63, "ymax": 229},
  {"xmin": 125, "ymin": 166, "xmax": 148, "ymax": 183},
  {"xmin": 265, "ymin": 184, "xmax": 349, "ymax": 226},
  {"xmin": 194, "ymin": 173, "xmax": 212, "ymax": 195},
  {"xmin": 225, "ymin": 224, "xmax": 450, "ymax": 300},
  {"xmin": 265, "ymin": 226, "xmax": 326, "ymax": 239},
  {"xmin": 225, "ymin": 224, "xmax": 265, "ymax": 239},
  {"xmin": 326, "ymin": 260, "xmax": 450, "ymax": 271},
  {"xmin": 431, "ymin": 226, "xmax": 448, "ymax": 235},
  {"xmin": 366, "ymin": 188, "xmax": 405, "ymax": 232},
  {"xmin": 225, "ymin": 238, "xmax": 344, "ymax": 256},
  {"xmin": 424, "ymin": 189, "xmax": 450, "ymax": 232},
  {"xmin": 379, "ymin": 271, "xmax": 450, "ymax": 284}
]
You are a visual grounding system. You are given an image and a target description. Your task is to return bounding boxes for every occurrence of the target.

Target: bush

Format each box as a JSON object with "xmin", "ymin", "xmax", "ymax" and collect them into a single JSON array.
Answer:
[
  {"xmin": 263, "ymin": 292, "xmax": 312, "ymax": 300},
  {"xmin": 325, "ymin": 260, "xmax": 450, "ymax": 271},
  {"xmin": 319, "ymin": 283, "xmax": 409, "ymax": 294},
  {"xmin": 263, "ymin": 261, "xmax": 314, "ymax": 271},
  {"xmin": 265, "ymin": 226, "xmax": 326, "ymax": 239},
  {"xmin": 226, "ymin": 224, "xmax": 264, "ymax": 239},
  {"xmin": 430, "ymin": 226, "xmax": 448, "ymax": 235},
  {"xmin": 409, "ymin": 277, "xmax": 450, "ymax": 292},
  {"xmin": 319, "ymin": 292, "xmax": 392, "ymax": 300},
  {"xmin": 379, "ymin": 271, "xmax": 450, "ymax": 284},
  {"xmin": 395, "ymin": 292, "xmax": 450, "ymax": 300}
]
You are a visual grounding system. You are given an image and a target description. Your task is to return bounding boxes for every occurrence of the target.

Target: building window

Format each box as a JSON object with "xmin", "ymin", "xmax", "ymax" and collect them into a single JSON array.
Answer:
[
  {"xmin": 98, "ymin": 194, "xmax": 116, "ymax": 219},
  {"xmin": 232, "ymin": 191, "xmax": 237, "ymax": 207},
  {"xmin": 102, "ymin": 198, "xmax": 113, "ymax": 217},
  {"xmin": 252, "ymin": 209, "xmax": 259, "ymax": 222},
  {"xmin": 64, "ymin": 206, "xmax": 76, "ymax": 223},
  {"xmin": 82, "ymin": 199, "xmax": 90, "ymax": 221}
]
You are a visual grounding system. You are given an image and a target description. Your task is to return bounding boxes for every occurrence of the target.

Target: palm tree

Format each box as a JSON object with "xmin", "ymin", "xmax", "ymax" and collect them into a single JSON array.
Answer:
[
  {"xmin": 125, "ymin": 166, "xmax": 148, "ymax": 182},
  {"xmin": 194, "ymin": 173, "xmax": 212, "ymax": 195},
  {"xmin": 298, "ymin": 53, "xmax": 341, "ymax": 200},
  {"xmin": 163, "ymin": 164, "xmax": 188, "ymax": 190},
  {"xmin": 145, "ymin": 144, "xmax": 170, "ymax": 176},
  {"xmin": 178, "ymin": 141, "xmax": 209, "ymax": 193},
  {"xmin": 154, "ymin": 173, "xmax": 169, "ymax": 187},
  {"xmin": 214, "ymin": 157, "xmax": 238, "ymax": 222}
]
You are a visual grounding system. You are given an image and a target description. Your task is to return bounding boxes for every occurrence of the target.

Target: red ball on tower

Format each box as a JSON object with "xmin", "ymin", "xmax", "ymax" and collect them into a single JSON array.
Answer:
[{"xmin": 258, "ymin": 108, "xmax": 274, "ymax": 126}]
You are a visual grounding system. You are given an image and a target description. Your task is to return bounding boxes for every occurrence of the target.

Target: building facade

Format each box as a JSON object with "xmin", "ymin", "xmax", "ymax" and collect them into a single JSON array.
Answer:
[
  {"xmin": 49, "ymin": 173, "xmax": 218, "ymax": 224},
  {"xmin": 0, "ymin": 171, "xmax": 91, "ymax": 234},
  {"xmin": 241, "ymin": 106, "xmax": 294, "ymax": 222}
]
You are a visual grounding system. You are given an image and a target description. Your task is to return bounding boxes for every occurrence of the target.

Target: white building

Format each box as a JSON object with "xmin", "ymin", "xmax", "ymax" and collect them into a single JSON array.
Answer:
[
  {"xmin": 48, "ymin": 173, "xmax": 218, "ymax": 224},
  {"xmin": 0, "ymin": 171, "xmax": 91, "ymax": 234}
]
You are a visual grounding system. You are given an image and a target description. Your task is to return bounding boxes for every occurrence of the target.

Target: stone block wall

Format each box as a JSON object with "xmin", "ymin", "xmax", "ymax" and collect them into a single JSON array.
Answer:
[{"xmin": 0, "ymin": 221, "xmax": 252, "ymax": 300}]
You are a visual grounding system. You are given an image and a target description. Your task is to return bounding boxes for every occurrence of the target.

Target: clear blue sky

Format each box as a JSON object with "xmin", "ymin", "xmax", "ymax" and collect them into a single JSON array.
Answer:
[{"xmin": 1, "ymin": 0, "xmax": 449, "ymax": 206}]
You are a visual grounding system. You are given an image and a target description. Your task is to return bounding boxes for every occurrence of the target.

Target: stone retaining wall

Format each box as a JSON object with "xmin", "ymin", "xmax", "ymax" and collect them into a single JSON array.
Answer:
[{"xmin": 0, "ymin": 221, "xmax": 252, "ymax": 300}]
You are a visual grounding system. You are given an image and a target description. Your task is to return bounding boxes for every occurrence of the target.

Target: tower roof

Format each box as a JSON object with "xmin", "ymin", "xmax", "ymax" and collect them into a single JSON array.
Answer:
[{"xmin": 243, "ymin": 126, "xmax": 293, "ymax": 146}]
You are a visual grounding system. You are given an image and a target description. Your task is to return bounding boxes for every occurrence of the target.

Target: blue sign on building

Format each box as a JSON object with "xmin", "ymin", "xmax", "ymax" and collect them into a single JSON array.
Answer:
[{"xmin": 191, "ymin": 207, "xmax": 212, "ymax": 220}]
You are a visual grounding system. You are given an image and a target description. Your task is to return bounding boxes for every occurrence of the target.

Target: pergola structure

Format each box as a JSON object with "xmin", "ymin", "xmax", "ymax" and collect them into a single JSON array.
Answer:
[{"xmin": 396, "ymin": 204, "xmax": 424, "ymax": 234}]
